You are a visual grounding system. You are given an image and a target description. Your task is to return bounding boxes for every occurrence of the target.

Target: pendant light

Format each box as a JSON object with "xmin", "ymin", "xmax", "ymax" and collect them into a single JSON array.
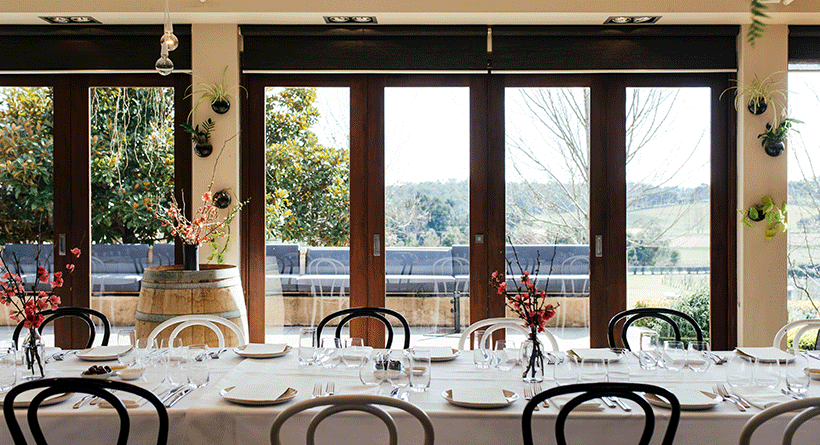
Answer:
[{"xmin": 156, "ymin": 0, "xmax": 177, "ymax": 75}]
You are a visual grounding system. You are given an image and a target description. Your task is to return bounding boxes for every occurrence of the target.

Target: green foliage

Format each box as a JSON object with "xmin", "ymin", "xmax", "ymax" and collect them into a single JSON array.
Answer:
[
  {"xmin": 180, "ymin": 118, "xmax": 215, "ymax": 144},
  {"xmin": 265, "ymin": 88, "xmax": 350, "ymax": 246},
  {"xmin": 626, "ymin": 232, "xmax": 680, "ymax": 267},
  {"xmin": 758, "ymin": 117, "xmax": 801, "ymax": 145},
  {"xmin": 739, "ymin": 195, "xmax": 787, "ymax": 240},
  {"xmin": 385, "ymin": 180, "xmax": 469, "ymax": 247},
  {"xmin": 747, "ymin": 0, "xmax": 770, "ymax": 47},
  {"xmin": 633, "ymin": 285, "xmax": 711, "ymax": 343}
]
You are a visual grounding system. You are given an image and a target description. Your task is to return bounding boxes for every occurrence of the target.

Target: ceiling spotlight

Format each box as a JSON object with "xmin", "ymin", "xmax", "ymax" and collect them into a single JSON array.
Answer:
[
  {"xmin": 70, "ymin": 16, "xmax": 93, "ymax": 23},
  {"xmin": 327, "ymin": 16, "xmax": 349, "ymax": 23},
  {"xmin": 40, "ymin": 16, "xmax": 101, "ymax": 24},
  {"xmin": 323, "ymin": 16, "xmax": 378, "ymax": 24},
  {"xmin": 352, "ymin": 16, "xmax": 374, "ymax": 23},
  {"xmin": 50, "ymin": 17, "xmax": 71, "ymax": 23},
  {"xmin": 604, "ymin": 15, "xmax": 660, "ymax": 25}
]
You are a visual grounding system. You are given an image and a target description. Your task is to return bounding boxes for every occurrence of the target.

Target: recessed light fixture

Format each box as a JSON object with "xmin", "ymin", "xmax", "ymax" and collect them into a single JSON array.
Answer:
[
  {"xmin": 323, "ymin": 16, "xmax": 377, "ymax": 24},
  {"xmin": 604, "ymin": 15, "xmax": 661, "ymax": 25},
  {"xmin": 40, "ymin": 16, "xmax": 101, "ymax": 24}
]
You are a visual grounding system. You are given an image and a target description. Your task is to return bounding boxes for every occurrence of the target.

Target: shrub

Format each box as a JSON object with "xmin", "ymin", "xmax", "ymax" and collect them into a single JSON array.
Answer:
[{"xmin": 633, "ymin": 285, "xmax": 710, "ymax": 343}]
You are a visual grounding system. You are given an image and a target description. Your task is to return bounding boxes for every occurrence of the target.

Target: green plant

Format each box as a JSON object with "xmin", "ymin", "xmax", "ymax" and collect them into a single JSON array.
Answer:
[
  {"xmin": 739, "ymin": 196, "xmax": 787, "ymax": 240},
  {"xmin": 758, "ymin": 117, "xmax": 801, "ymax": 145},
  {"xmin": 633, "ymin": 286, "xmax": 711, "ymax": 343},
  {"xmin": 180, "ymin": 118, "xmax": 215, "ymax": 144},
  {"xmin": 720, "ymin": 73, "xmax": 786, "ymax": 116},
  {"xmin": 747, "ymin": 0, "xmax": 770, "ymax": 47},
  {"xmin": 186, "ymin": 66, "xmax": 247, "ymax": 116}
]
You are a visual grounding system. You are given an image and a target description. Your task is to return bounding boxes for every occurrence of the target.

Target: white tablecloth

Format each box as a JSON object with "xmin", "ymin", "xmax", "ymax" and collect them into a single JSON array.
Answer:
[{"xmin": 2, "ymin": 350, "xmax": 819, "ymax": 445}]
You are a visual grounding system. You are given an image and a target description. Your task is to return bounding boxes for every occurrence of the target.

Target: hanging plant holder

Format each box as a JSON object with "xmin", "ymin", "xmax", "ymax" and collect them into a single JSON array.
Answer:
[
  {"xmin": 764, "ymin": 140, "xmax": 784, "ymax": 157},
  {"xmin": 211, "ymin": 99, "xmax": 230, "ymax": 114},
  {"xmin": 213, "ymin": 190, "xmax": 232, "ymax": 209},
  {"xmin": 747, "ymin": 98, "xmax": 767, "ymax": 115},
  {"xmin": 194, "ymin": 142, "xmax": 213, "ymax": 157}
]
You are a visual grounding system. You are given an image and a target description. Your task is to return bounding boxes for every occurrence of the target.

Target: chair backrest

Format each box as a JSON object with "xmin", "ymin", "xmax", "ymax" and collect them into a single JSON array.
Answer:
[
  {"xmin": 739, "ymin": 397, "xmax": 820, "ymax": 445},
  {"xmin": 458, "ymin": 318, "xmax": 559, "ymax": 351},
  {"xmin": 523, "ymin": 383, "xmax": 680, "ymax": 445},
  {"xmin": 146, "ymin": 314, "xmax": 246, "ymax": 348},
  {"xmin": 608, "ymin": 307, "xmax": 703, "ymax": 350},
  {"xmin": 270, "ymin": 394, "xmax": 434, "ymax": 445},
  {"xmin": 3, "ymin": 377, "xmax": 168, "ymax": 445},
  {"xmin": 11, "ymin": 307, "xmax": 111, "ymax": 349},
  {"xmin": 315, "ymin": 308, "xmax": 410, "ymax": 349},
  {"xmin": 773, "ymin": 319, "xmax": 820, "ymax": 350}
]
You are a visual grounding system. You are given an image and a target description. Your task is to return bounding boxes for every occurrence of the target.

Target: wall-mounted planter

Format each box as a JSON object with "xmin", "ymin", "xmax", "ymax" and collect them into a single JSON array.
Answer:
[
  {"xmin": 763, "ymin": 140, "xmax": 784, "ymax": 157},
  {"xmin": 213, "ymin": 190, "xmax": 232, "ymax": 209},
  {"xmin": 194, "ymin": 142, "xmax": 213, "ymax": 157},
  {"xmin": 211, "ymin": 99, "xmax": 230, "ymax": 114},
  {"xmin": 747, "ymin": 98, "xmax": 767, "ymax": 115}
]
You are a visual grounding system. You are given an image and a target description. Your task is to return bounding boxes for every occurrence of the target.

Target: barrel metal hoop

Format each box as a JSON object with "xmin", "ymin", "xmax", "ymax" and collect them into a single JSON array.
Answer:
[
  {"xmin": 135, "ymin": 310, "xmax": 244, "ymax": 323},
  {"xmin": 141, "ymin": 276, "xmax": 242, "ymax": 289}
]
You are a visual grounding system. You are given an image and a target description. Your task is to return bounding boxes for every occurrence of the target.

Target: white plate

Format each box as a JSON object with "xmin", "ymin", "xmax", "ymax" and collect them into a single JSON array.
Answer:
[
  {"xmin": 76, "ymin": 346, "xmax": 133, "ymax": 361},
  {"xmin": 643, "ymin": 390, "xmax": 720, "ymax": 410},
  {"xmin": 220, "ymin": 386, "xmax": 298, "ymax": 406},
  {"xmin": 808, "ymin": 368, "xmax": 820, "ymax": 381},
  {"xmin": 80, "ymin": 371, "xmax": 113, "ymax": 380},
  {"xmin": 567, "ymin": 348, "xmax": 622, "ymax": 363},
  {"xmin": 233, "ymin": 344, "xmax": 291, "ymax": 359},
  {"xmin": 0, "ymin": 390, "xmax": 74, "ymax": 408},
  {"xmin": 441, "ymin": 389, "xmax": 518, "ymax": 409},
  {"xmin": 430, "ymin": 348, "xmax": 460, "ymax": 362},
  {"xmin": 735, "ymin": 347, "xmax": 794, "ymax": 364}
]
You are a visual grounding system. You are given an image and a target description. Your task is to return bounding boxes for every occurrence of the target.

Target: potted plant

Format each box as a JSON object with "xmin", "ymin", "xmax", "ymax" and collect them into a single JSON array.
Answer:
[
  {"xmin": 186, "ymin": 66, "xmax": 247, "ymax": 115},
  {"xmin": 758, "ymin": 117, "xmax": 801, "ymax": 157},
  {"xmin": 181, "ymin": 118, "xmax": 215, "ymax": 157},
  {"xmin": 739, "ymin": 195, "xmax": 787, "ymax": 240},
  {"xmin": 720, "ymin": 73, "xmax": 786, "ymax": 116}
]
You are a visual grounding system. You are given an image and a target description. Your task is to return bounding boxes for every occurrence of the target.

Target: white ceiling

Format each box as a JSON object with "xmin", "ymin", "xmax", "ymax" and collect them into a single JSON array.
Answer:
[{"xmin": 0, "ymin": 0, "xmax": 818, "ymax": 26}]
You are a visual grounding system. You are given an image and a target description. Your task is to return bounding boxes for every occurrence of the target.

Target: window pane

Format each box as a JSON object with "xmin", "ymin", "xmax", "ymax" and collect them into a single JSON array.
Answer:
[
  {"xmin": 385, "ymin": 87, "xmax": 470, "ymax": 348},
  {"xmin": 89, "ymin": 87, "xmax": 175, "ymax": 331},
  {"xmin": 0, "ymin": 87, "xmax": 55, "ymax": 336},
  {"xmin": 264, "ymin": 87, "xmax": 350, "ymax": 343},
  {"xmin": 788, "ymin": 72, "xmax": 820, "ymax": 344},
  {"xmin": 505, "ymin": 87, "xmax": 591, "ymax": 349},
  {"xmin": 625, "ymin": 87, "xmax": 711, "ymax": 344}
]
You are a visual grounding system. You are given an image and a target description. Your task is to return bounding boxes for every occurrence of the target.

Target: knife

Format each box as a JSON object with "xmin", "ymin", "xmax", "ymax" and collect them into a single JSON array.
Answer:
[
  {"xmin": 166, "ymin": 387, "xmax": 193, "ymax": 408},
  {"xmin": 610, "ymin": 396, "xmax": 632, "ymax": 412},
  {"xmin": 160, "ymin": 385, "xmax": 186, "ymax": 405}
]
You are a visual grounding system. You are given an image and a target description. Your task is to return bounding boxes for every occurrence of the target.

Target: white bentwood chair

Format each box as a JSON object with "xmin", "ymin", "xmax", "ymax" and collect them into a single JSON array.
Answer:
[
  {"xmin": 270, "ymin": 394, "xmax": 434, "ymax": 445},
  {"xmin": 739, "ymin": 397, "xmax": 820, "ymax": 445},
  {"xmin": 773, "ymin": 319, "xmax": 820, "ymax": 351},
  {"xmin": 146, "ymin": 314, "xmax": 246, "ymax": 349},
  {"xmin": 458, "ymin": 317, "xmax": 559, "ymax": 351}
]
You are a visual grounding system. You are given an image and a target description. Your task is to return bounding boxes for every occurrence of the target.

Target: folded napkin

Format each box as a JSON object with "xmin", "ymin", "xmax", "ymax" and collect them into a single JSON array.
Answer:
[
  {"xmin": 450, "ymin": 387, "xmax": 508, "ymax": 404},
  {"xmin": 78, "ymin": 345, "xmax": 132, "ymax": 358},
  {"xmin": 567, "ymin": 348, "xmax": 620, "ymax": 363},
  {"xmin": 3, "ymin": 388, "xmax": 71, "ymax": 406},
  {"xmin": 224, "ymin": 381, "xmax": 291, "ymax": 402},
  {"xmin": 731, "ymin": 386, "xmax": 794, "ymax": 409},
  {"xmin": 735, "ymin": 347, "xmax": 794, "ymax": 363},
  {"xmin": 423, "ymin": 347, "xmax": 456, "ymax": 358},
  {"xmin": 551, "ymin": 394, "xmax": 605, "ymax": 411},
  {"xmin": 98, "ymin": 382, "xmax": 163, "ymax": 409},
  {"xmin": 239, "ymin": 343, "xmax": 287, "ymax": 355}
]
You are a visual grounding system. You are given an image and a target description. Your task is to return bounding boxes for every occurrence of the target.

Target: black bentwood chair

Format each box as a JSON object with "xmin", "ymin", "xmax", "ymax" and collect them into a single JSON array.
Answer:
[
  {"xmin": 315, "ymin": 307, "xmax": 411, "ymax": 349},
  {"xmin": 3, "ymin": 377, "xmax": 168, "ymax": 445},
  {"xmin": 739, "ymin": 397, "xmax": 820, "ymax": 445},
  {"xmin": 607, "ymin": 307, "xmax": 703, "ymax": 350},
  {"xmin": 12, "ymin": 307, "xmax": 112, "ymax": 349},
  {"xmin": 522, "ymin": 383, "xmax": 681, "ymax": 445},
  {"xmin": 270, "ymin": 394, "xmax": 434, "ymax": 445}
]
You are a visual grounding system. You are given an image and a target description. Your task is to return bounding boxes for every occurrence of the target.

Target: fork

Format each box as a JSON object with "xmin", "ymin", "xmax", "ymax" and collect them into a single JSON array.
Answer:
[
  {"xmin": 210, "ymin": 348, "xmax": 227, "ymax": 359},
  {"xmin": 524, "ymin": 385, "xmax": 539, "ymax": 411},
  {"xmin": 325, "ymin": 382, "xmax": 335, "ymax": 396},
  {"xmin": 533, "ymin": 383, "xmax": 549, "ymax": 408},
  {"xmin": 312, "ymin": 383, "xmax": 323, "ymax": 398},
  {"xmin": 718, "ymin": 384, "xmax": 750, "ymax": 408},
  {"xmin": 714, "ymin": 385, "xmax": 745, "ymax": 411}
]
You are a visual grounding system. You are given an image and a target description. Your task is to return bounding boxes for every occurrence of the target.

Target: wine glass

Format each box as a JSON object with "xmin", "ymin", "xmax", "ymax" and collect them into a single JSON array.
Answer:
[
  {"xmin": 726, "ymin": 352, "xmax": 754, "ymax": 388},
  {"xmin": 687, "ymin": 341, "xmax": 711, "ymax": 373},
  {"xmin": 117, "ymin": 329, "xmax": 137, "ymax": 367},
  {"xmin": 754, "ymin": 357, "xmax": 781, "ymax": 389},
  {"xmin": 662, "ymin": 340, "xmax": 686, "ymax": 372},
  {"xmin": 553, "ymin": 352, "xmax": 579, "ymax": 386},
  {"xmin": 359, "ymin": 351, "xmax": 390, "ymax": 389},
  {"xmin": 785, "ymin": 350, "xmax": 810, "ymax": 396}
]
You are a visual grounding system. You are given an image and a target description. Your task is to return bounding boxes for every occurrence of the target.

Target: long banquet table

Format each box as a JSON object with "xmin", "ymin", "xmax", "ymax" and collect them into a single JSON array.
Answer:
[{"xmin": 2, "ymin": 348, "xmax": 819, "ymax": 445}]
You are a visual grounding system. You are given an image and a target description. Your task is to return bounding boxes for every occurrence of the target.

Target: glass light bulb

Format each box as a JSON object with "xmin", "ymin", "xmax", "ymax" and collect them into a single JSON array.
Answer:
[
  {"xmin": 155, "ymin": 55, "xmax": 174, "ymax": 76},
  {"xmin": 160, "ymin": 31, "xmax": 179, "ymax": 52}
]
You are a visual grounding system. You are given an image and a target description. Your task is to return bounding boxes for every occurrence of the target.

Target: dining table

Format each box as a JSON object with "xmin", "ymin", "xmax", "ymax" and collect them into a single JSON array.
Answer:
[{"xmin": 1, "ymin": 346, "xmax": 819, "ymax": 445}]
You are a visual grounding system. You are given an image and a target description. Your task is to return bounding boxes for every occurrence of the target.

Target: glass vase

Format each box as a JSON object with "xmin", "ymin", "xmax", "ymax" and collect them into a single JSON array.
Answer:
[
  {"xmin": 521, "ymin": 334, "xmax": 545, "ymax": 383},
  {"xmin": 22, "ymin": 328, "xmax": 45, "ymax": 380},
  {"xmin": 183, "ymin": 244, "xmax": 199, "ymax": 271}
]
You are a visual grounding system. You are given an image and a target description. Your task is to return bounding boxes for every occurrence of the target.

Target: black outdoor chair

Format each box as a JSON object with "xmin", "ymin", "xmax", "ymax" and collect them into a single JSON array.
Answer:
[
  {"xmin": 315, "ymin": 307, "xmax": 411, "ymax": 349},
  {"xmin": 523, "ymin": 382, "xmax": 681, "ymax": 445},
  {"xmin": 607, "ymin": 307, "xmax": 703, "ymax": 350},
  {"xmin": 3, "ymin": 377, "xmax": 168, "ymax": 445},
  {"xmin": 11, "ymin": 307, "xmax": 111, "ymax": 349}
]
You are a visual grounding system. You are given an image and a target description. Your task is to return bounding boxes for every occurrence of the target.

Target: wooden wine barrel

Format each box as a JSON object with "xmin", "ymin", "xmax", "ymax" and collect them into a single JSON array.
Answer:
[{"xmin": 135, "ymin": 264, "xmax": 249, "ymax": 347}]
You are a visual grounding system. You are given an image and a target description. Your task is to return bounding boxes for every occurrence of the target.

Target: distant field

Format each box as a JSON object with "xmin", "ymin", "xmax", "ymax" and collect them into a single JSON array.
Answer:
[{"xmin": 626, "ymin": 274, "xmax": 708, "ymax": 307}]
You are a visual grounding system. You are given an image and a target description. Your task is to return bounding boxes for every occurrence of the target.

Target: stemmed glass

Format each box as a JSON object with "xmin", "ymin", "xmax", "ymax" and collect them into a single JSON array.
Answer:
[{"xmin": 117, "ymin": 329, "xmax": 137, "ymax": 367}]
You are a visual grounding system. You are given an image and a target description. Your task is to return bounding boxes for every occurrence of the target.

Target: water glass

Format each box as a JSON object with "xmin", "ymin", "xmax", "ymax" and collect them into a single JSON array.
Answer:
[
  {"xmin": 117, "ymin": 329, "xmax": 137, "ymax": 367},
  {"xmin": 553, "ymin": 352, "xmax": 578, "ymax": 385},
  {"xmin": 298, "ymin": 328, "xmax": 318, "ymax": 366},
  {"xmin": 580, "ymin": 357, "xmax": 607, "ymax": 382},
  {"xmin": 0, "ymin": 347, "xmax": 16, "ymax": 391},
  {"xmin": 187, "ymin": 345, "xmax": 210, "ymax": 388},
  {"xmin": 135, "ymin": 338, "xmax": 159, "ymax": 366},
  {"xmin": 687, "ymin": 341, "xmax": 711, "ymax": 373},
  {"xmin": 785, "ymin": 350, "xmax": 810, "ymax": 395},
  {"xmin": 166, "ymin": 343, "xmax": 189, "ymax": 386},
  {"xmin": 408, "ymin": 348, "xmax": 432, "ymax": 392},
  {"xmin": 754, "ymin": 357, "xmax": 781, "ymax": 389},
  {"xmin": 726, "ymin": 353, "xmax": 754, "ymax": 388},
  {"xmin": 638, "ymin": 331, "xmax": 661, "ymax": 370},
  {"xmin": 607, "ymin": 349, "xmax": 630, "ymax": 382},
  {"xmin": 359, "ymin": 351, "xmax": 389, "ymax": 387},
  {"xmin": 141, "ymin": 351, "xmax": 167, "ymax": 385},
  {"xmin": 342, "ymin": 337, "xmax": 366, "ymax": 368},
  {"xmin": 387, "ymin": 350, "xmax": 410, "ymax": 391},
  {"xmin": 319, "ymin": 338, "xmax": 342, "ymax": 368},
  {"xmin": 473, "ymin": 329, "xmax": 492, "ymax": 369},
  {"xmin": 662, "ymin": 340, "xmax": 687, "ymax": 372},
  {"xmin": 494, "ymin": 340, "xmax": 517, "ymax": 372}
]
